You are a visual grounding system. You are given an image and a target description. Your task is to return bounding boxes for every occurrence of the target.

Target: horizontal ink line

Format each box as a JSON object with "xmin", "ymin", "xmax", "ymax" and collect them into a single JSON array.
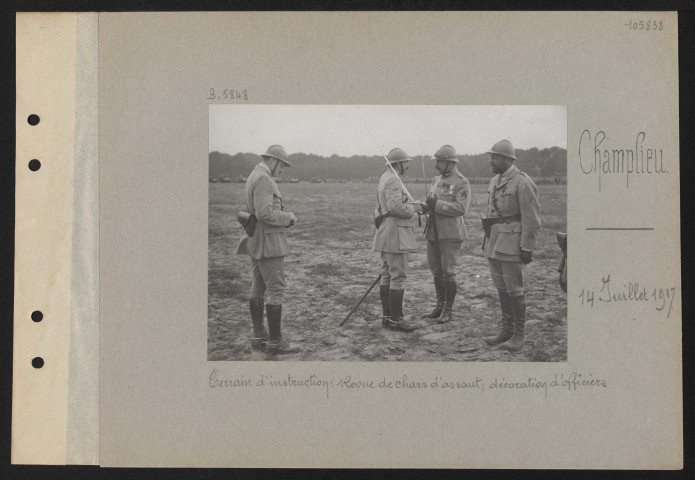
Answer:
[{"xmin": 586, "ymin": 227, "xmax": 654, "ymax": 231}]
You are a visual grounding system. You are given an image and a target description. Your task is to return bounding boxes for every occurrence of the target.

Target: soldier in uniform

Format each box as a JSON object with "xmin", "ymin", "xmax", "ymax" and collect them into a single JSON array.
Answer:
[
  {"xmin": 481, "ymin": 139, "xmax": 541, "ymax": 352},
  {"xmin": 420, "ymin": 145, "xmax": 470, "ymax": 323},
  {"xmin": 373, "ymin": 148, "xmax": 422, "ymax": 332},
  {"xmin": 236, "ymin": 145, "xmax": 300, "ymax": 356}
]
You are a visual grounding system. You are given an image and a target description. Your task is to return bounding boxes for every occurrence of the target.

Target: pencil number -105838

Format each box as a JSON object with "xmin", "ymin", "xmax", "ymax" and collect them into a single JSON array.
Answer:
[{"xmin": 625, "ymin": 20, "xmax": 663, "ymax": 31}]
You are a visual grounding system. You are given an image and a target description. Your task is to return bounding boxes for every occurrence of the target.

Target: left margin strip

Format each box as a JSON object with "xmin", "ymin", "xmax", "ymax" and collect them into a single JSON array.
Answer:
[{"xmin": 13, "ymin": 12, "xmax": 77, "ymax": 465}]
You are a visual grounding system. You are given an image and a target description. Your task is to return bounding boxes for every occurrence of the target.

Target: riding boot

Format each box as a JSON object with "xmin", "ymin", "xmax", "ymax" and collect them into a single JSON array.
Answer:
[
  {"xmin": 388, "ymin": 289, "xmax": 417, "ymax": 332},
  {"xmin": 500, "ymin": 295, "xmax": 526, "ymax": 352},
  {"xmin": 423, "ymin": 277, "xmax": 445, "ymax": 318},
  {"xmin": 380, "ymin": 285, "xmax": 391, "ymax": 328},
  {"xmin": 266, "ymin": 304, "xmax": 301, "ymax": 355},
  {"xmin": 437, "ymin": 280, "xmax": 457, "ymax": 323},
  {"xmin": 484, "ymin": 291, "xmax": 514, "ymax": 345},
  {"xmin": 249, "ymin": 298, "xmax": 267, "ymax": 351}
]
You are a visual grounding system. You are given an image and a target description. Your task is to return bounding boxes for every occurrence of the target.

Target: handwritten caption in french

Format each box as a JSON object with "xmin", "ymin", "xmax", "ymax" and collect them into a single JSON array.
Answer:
[
  {"xmin": 209, "ymin": 370, "xmax": 607, "ymax": 399},
  {"xmin": 578, "ymin": 274, "xmax": 677, "ymax": 318},
  {"xmin": 579, "ymin": 131, "xmax": 668, "ymax": 191}
]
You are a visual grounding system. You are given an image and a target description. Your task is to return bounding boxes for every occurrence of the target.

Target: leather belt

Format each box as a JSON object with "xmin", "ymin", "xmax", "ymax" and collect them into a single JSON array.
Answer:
[{"xmin": 488, "ymin": 214, "xmax": 521, "ymax": 225}]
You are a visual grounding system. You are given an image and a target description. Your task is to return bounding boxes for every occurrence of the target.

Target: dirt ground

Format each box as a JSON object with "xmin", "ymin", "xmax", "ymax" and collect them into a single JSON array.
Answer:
[{"xmin": 208, "ymin": 181, "xmax": 567, "ymax": 362}]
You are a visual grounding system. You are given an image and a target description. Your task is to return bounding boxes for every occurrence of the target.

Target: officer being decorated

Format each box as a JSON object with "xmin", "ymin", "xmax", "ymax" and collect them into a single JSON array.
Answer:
[
  {"xmin": 373, "ymin": 147, "xmax": 422, "ymax": 332},
  {"xmin": 236, "ymin": 145, "xmax": 300, "ymax": 356},
  {"xmin": 420, "ymin": 145, "xmax": 470, "ymax": 323},
  {"xmin": 481, "ymin": 139, "xmax": 541, "ymax": 352}
]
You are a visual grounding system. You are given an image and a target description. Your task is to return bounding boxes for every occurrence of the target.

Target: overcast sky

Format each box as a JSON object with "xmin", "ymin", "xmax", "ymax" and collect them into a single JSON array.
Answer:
[{"xmin": 209, "ymin": 105, "xmax": 566, "ymax": 158}]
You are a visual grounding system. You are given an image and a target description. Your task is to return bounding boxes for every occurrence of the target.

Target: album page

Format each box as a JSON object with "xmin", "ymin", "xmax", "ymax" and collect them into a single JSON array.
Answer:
[{"xmin": 14, "ymin": 11, "xmax": 681, "ymax": 468}]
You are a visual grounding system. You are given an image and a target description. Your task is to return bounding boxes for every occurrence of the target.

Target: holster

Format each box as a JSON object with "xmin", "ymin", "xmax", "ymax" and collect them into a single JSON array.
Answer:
[
  {"xmin": 374, "ymin": 208, "xmax": 392, "ymax": 228},
  {"xmin": 480, "ymin": 214, "xmax": 521, "ymax": 250},
  {"xmin": 237, "ymin": 211, "xmax": 258, "ymax": 237},
  {"xmin": 481, "ymin": 217, "xmax": 492, "ymax": 238}
]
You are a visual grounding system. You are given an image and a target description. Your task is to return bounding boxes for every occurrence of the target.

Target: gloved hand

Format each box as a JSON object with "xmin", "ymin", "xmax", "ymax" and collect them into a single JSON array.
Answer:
[
  {"xmin": 425, "ymin": 196, "xmax": 437, "ymax": 211},
  {"xmin": 417, "ymin": 200, "xmax": 430, "ymax": 214},
  {"xmin": 287, "ymin": 212, "xmax": 297, "ymax": 227},
  {"xmin": 520, "ymin": 249, "xmax": 533, "ymax": 264}
]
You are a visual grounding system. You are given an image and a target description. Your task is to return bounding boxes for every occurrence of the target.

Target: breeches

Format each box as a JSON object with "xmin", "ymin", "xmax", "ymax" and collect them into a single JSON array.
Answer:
[
  {"xmin": 380, "ymin": 252, "xmax": 408, "ymax": 290},
  {"xmin": 427, "ymin": 239, "xmax": 462, "ymax": 281},
  {"xmin": 487, "ymin": 258, "xmax": 525, "ymax": 297},
  {"xmin": 250, "ymin": 257, "xmax": 286, "ymax": 305}
]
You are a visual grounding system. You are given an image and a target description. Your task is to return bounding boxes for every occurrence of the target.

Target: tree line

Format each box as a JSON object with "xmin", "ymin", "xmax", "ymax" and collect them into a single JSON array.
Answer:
[{"xmin": 209, "ymin": 147, "xmax": 567, "ymax": 181}]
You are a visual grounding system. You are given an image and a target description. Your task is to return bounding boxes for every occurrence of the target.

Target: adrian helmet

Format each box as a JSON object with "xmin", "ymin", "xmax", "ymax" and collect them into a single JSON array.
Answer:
[
  {"xmin": 434, "ymin": 144, "xmax": 459, "ymax": 163},
  {"xmin": 486, "ymin": 139, "xmax": 516, "ymax": 160},
  {"xmin": 385, "ymin": 147, "xmax": 412, "ymax": 165},
  {"xmin": 261, "ymin": 144, "xmax": 291, "ymax": 166}
]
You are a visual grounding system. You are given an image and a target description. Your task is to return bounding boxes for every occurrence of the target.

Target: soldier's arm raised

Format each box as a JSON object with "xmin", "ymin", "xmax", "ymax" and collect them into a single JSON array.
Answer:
[
  {"xmin": 518, "ymin": 180, "xmax": 541, "ymax": 251},
  {"xmin": 385, "ymin": 176, "xmax": 415, "ymax": 218},
  {"xmin": 433, "ymin": 179, "xmax": 470, "ymax": 217},
  {"xmin": 253, "ymin": 176, "xmax": 294, "ymax": 227}
]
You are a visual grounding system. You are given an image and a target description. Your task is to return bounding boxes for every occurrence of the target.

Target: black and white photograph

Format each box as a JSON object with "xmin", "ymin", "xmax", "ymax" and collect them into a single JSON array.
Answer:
[{"xmin": 208, "ymin": 105, "xmax": 567, "ymax": 361}]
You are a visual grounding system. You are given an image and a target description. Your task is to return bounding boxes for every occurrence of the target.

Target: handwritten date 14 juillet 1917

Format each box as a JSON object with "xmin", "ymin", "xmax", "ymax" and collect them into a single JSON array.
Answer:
[
  {"xmin": 578, "ymin": 274, "xmax": 676, "ymax": 318},
  {"xmin": 207, "ymin": 88, "xmax": 248, "ymax": 101}
]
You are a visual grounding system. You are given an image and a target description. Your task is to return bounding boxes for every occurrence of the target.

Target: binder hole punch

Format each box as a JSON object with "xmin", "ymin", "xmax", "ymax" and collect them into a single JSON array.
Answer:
[
  {"xmin": 28, "ymin": 159, "xmax": 41, "ymax": 172},
  {"xmin": 27, "ymin": 114, "xmax": 40, "ymax": 126},
  {"xmin": 31, "ymin": 310, "xmax": 43, "ymax": 322},
  {"xmin": 31, "ymin": 357, "xmax": 44, "ymax": 369}
]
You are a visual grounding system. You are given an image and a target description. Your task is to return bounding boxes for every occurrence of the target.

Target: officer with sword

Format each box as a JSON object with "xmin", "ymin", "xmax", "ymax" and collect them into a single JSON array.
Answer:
[
  {"xmin": 372, "ymin": 147, "xmax": 423, "ymax": 332},
  {"xmin": 419, "ymin": 145, "xmax": 471, "ymax": 323}
]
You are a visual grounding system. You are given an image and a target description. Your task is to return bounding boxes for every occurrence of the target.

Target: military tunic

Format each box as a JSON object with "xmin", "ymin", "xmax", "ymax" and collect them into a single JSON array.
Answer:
[
  {"xmin": 236, "ymin": 162, "xmax": 295, "ymax": 304},
  {"xmin": 484, "ymin": 165, "xmax": 541, "ymax": 297},
  {"xmin": 372, "ymin": 169, "xmax": 417, "ymax": 290},
  {"xmin": 426, "ymin": 167, "xmax": 470, "ymax": 241},
  {"xmin": 426, "ymin": 167, "xmax": 470, "ymax": 281}
]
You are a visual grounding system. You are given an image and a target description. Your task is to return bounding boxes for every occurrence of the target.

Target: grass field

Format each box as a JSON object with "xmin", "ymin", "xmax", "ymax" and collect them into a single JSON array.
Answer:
[{"xmin": 208, "ymin": 181, "xmax": 567, "ymax": 362}]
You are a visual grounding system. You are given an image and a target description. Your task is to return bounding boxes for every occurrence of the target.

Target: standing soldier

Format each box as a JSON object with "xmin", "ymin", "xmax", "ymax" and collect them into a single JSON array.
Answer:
[
  {"xmin": 373, "ymin": 148, "xmax": 421, "ymax": 332},
  {"xmin": 481, "ymin": 139, "xmax": 541, "ymax": 352},
  {"xmin": 421, "ymin": 145, "xmax": 470, "ymax": 323},
  {"xmin": 236, "ymin": 145, "xmax": 300, "ymax": 356}
]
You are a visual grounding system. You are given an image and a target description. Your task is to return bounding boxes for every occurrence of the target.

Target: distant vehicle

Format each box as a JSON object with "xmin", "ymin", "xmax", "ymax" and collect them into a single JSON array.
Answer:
[
  {"xmin": 310, "ymin": 177, "xmax": 324, "ymax": 183},
  {"xmin": 236, "ymin": 175, "xmax": 247, "ymax": 183},
  {"xmin": 210, "ymin": 177, "xmax": 219, "ymax": 183},
  {"xmin": 220, "ymin": 176, "xmax": 232, "ymax": 183},
  {"xmin": 285, "ymin": 178, "xmax": 300, "ymax": 183}
]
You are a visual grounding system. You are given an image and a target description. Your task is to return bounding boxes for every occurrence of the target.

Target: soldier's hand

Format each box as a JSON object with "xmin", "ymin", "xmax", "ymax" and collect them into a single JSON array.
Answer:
[
  {"xmin": 416, "ymin": 200, "xmax": 430, "ymax": 214},
  {"xmin": 287, "ymin": 212, "xmax": 297, "ymax": 227},
  {"xmin": 520, "ymin": 249, "xmax": 533, "ymax": 264},
  {"xmin": 425, "ymin": 196, "xmax": 437, "ymax": 211}
]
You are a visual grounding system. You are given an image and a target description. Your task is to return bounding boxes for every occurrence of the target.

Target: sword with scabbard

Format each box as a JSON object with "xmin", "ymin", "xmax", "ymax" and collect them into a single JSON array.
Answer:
[
  {"xmin": 420, "ymin": 139, "xmax": 445, "ymax": 287},
  {"xmin": 364, "ymin": 124, "xmax": 419, "ymax": 205},
  {"xmin": 340, "ymin": 274, "xmax": 382, "ymax": 326},
  {"xmin": 426, "ymin": 172, "xmax": 445, "ymax": 284},
  {"xmin": 340, "ymin": 127, "xmax": 423, "ymax": 327}
]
